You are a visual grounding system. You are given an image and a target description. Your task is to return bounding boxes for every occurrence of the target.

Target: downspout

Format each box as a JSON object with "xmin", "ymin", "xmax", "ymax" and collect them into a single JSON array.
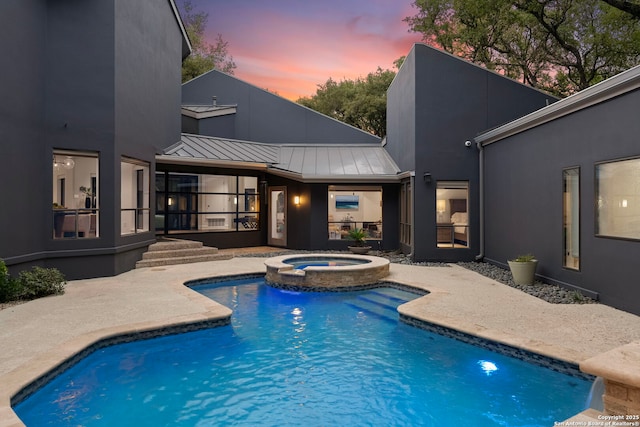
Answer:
[
  {"xmin": 475, "ymin": 140, "xmax": 484, "ymax": 261},
  {"xmin": 409, "ymin": 172, "xmax": 415, "ymax": 259}
]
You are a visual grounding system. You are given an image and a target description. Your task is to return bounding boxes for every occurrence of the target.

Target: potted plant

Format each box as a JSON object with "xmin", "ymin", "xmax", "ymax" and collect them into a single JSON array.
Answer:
[
  {"xmin": 347, "ymin": 228, "xmax": 371, "ymax": 254},
  {"xmin": 507, "ymin": 254, "xmax": 538, "ymax": 285}
]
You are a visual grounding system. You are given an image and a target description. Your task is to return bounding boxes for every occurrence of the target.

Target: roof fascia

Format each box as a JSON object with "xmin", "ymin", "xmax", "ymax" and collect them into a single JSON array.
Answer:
[
  {"xmin": 266, "ymin": 168, "xmax": 400, "ymax": 183},
  {"xmin": 168, "ymin": 0, "xmax": 192, "ymax": 59},
  {"xmin": 476, "ymin": 66, "xmax": 640, "ymax": 146},
  {"xmin": 156, "ymin": 155, "xmax": 268, "ymax": 170},
  {"xmin": 181, "ymin": 106, "xmax": 237, "ymax": 119}
]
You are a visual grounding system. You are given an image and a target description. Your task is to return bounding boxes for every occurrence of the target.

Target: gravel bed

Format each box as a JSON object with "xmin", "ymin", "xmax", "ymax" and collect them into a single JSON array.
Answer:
[{"xmin": 239, "ymin": 250, "xmax": 597, "ymax": 305}]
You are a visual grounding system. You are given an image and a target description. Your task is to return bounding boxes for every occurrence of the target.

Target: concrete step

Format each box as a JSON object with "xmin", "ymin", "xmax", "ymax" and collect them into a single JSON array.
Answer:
[
  {"xmin": 136, "ymin": 238, "xmax": 232, "ymax": 268},
  {"xmin": 141, "ymin": 246, "xmax": 219, "ymax": 260},
  {"xmin": 147, "ymin": 239, "xmax": 203, "ymax": 251},
  {"xmin": 136, "ymin": 252, "xmax": 232, "ymax": 268}
]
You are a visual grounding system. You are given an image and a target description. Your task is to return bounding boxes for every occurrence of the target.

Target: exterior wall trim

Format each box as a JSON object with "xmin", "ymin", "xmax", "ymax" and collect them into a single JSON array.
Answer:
[
  {"xmin": 476, "ymin": 65, "xmax": 640, "ymax": 146},
  {"xmin": 2, "ymin": 239, "xmax": 156, "ymax": 265}
]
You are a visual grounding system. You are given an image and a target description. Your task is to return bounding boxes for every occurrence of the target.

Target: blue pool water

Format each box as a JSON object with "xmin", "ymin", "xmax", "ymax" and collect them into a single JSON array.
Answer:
[
  {"xmin": 283, "ymin": 256, "xmax": 369, "ymax": 269},
  {"xmin": 15, "ymin": 277, "xmax": 591, "ymax": 426}
]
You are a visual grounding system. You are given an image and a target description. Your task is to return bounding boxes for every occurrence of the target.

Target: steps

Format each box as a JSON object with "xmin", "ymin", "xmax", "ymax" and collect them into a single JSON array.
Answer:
[
  {"xmin": 135, "ymin": 238, "xmax": 232, "ymax": 268},
  {"xmin": 345, "ymin": 289, "xmax": 412, "ymax": 323}
]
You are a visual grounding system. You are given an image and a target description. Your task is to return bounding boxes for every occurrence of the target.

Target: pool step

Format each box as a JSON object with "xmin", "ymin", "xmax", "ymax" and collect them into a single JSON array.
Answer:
[
  {"xmin": 345, "ymin": 296, "xmax": 400, "ymax": 322},
  {"xmin": 135, "ymin": 239, "xmax": 232, "ymax": 268}
]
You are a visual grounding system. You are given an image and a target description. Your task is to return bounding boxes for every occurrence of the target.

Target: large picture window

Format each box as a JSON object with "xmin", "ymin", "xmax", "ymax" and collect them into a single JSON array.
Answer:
[
  {"xmin": 436, "ymin": 181, "xmax": 469, "ymax": 248},
  {"xmin": 121, "ymin": 158, "xmax": 150, "ymax": 235},
  {"xmin": 596, "ymin": 157, "xmax": 640, "ymax": 240},
  {"xmin": 328, "ymin": 186, "xmax": 382, "ymax": 240},
  {"xmin": 52, "ymin": 150, "xmax": 99, "ymax": 239},
  {"xmin": 156, "ymin": 173, "xmax": 259, "ymax": 233}
]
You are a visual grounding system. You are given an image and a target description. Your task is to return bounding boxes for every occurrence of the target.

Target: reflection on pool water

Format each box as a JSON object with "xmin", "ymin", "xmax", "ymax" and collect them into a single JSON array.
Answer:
[{"xmin": 14, "ymin": 276, "xmax": 592, "ymax": 426}]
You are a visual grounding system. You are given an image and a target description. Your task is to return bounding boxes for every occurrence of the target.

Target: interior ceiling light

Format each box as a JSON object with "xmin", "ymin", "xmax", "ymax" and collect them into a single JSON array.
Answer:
[{"xmin": 63, "ymin": 156, "xmax": 75, "ymax": 169}]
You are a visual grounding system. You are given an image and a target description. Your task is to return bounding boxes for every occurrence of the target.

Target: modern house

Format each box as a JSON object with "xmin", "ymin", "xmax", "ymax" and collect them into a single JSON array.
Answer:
[
  {"xmin": 158, "ymin": 70, "xmax": 400, "ymax": 251},
  {"xmin": 475, "ymin": 65, "xmax": 640, "ymax": 314},
  {"xmin": 1, "ymin": 2, "xmax": 639, "ymax": 315},
  {"xmin": 385, "ymin": 44, "xmax": 556, "ymax": 262}
]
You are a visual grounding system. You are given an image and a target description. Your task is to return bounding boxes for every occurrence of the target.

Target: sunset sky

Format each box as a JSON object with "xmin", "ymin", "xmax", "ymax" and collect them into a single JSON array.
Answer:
[{"xmin": 178, "ymin": 0, "xmax": 424, "ymax": 100}]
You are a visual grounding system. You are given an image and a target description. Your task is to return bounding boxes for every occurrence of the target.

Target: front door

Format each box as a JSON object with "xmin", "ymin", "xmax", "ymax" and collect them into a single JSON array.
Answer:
[{"xmin": 268, "ymin": 186, "xmax": 286, "ymax": 247}]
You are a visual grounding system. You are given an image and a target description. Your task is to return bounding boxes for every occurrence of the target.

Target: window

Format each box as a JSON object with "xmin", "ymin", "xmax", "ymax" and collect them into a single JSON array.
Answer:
[
  {"xmin": 121, "ymin": 158, "xmax": 150, "ymax": 235},
  {"xmin": 328, "ymin": 186, "xmax": 382, "ymax": 240},
  {"xmin": 436, "ymin": 181, "xmax": 469, "ymax": 248},
  {"xmin": 563, "ymin": 168, "xmax": 580, "ymax": 270},
  {"xmin": 52, "ymin": 150, "xmax": 99, "ymax": 239},
  {"xmin": 596, "ymin": 157, "xmax": 640, "ymax": 240},
  {"xmin": 155, "ymin": 173, "xmax": 260, "ymax": 233},
  {"xmin": 400, "ymin": 180, "xmax": 412, "ymax": 246}
]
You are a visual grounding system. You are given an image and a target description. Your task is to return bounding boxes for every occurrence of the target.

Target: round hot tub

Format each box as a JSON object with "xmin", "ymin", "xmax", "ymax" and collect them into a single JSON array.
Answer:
[{"xmin": 264, "ymin": 253, "xmax": 390, "ymax": 290}]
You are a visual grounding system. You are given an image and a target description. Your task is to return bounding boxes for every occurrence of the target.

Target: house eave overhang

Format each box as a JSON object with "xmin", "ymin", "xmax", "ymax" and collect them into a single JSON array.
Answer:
[
  {"xmin": 181, "ymin": 106, "xmax": 237, "ymax": 119},
  {"xmin": 266, "ymin": 168, "xmax": 400, "ymax": 184},
  {"xmin": 475, "ymin": 65, "xmax": 640, "ymax": 146},
  {"xmin": 155, "ymin": 155, "xmax": 269, "ymax": 171}
]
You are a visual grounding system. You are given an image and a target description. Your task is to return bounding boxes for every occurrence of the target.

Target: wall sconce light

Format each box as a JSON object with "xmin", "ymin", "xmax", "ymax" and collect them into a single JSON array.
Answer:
[
  {"xmin": 294, "ymin": 195, "xmax": 301, "ymax": 206},
  {"xmin": 168, "ymin": 197, "xmax": 174, "ymax": 206},
  {"xmin": 423, "ymin": 173, "xmax": 432, "ymax": 184},
  {"xmin": 233, "ymin": 197, "xmax": 238, "ymax": 205},
  {"xmin": 621, "ymin": 199, "xmax": 628, "ymax": 208},
  {"xmin": 436, "ymin": 199, "xmax": 446, "ymax": 214}
]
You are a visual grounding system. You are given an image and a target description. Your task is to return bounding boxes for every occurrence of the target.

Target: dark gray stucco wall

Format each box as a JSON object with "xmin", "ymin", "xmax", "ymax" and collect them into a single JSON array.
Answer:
[
  {"xmin": 387, "ymin": 44, "xmax": 554, "ymax": 263},
  {"xmin": 386, "ymin": 50, "xmax": 416, "ymax": 172},
  {"xmin": 0, "ymin": 0, "xmax": 183, "ymax": 280},
  {"xmin": 483, "ymin": 89, "xmax": 640, "ymax": 315},
  {"xmin": 0, "ymin": 0, "xmax": 47, "ymax": 262},
  {"xmin": 182, "ymin": 70, "xmax": 381, "ymax": 144}
]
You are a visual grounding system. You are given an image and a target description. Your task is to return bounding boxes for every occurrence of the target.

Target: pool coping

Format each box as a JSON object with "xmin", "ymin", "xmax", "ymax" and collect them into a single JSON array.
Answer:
[{"xmin": 0, "ymin": 269, "xmax": 604, "ymax": 426}]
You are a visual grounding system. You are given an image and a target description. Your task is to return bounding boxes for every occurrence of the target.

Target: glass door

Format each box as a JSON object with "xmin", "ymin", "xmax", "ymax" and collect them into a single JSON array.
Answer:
[{"xmin": 268, "ymin": 187, "xmax": 286, "ymax": 247}]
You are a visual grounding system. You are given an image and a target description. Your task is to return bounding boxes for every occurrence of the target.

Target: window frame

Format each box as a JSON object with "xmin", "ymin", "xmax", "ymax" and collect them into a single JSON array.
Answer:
[
  {"xmin": 120, "ymin": 157, "xmax": 150, "ymax": 236},
  {"xmin": 52, "ymin": 149, "xmax": 99, "ymax": 240},
  {"xmin": 595, "ymin": 156, "xmax": 640, "ymax": 241},
  {"xmin": 563, "ymin": 167, "xmax": 580, "ymax": 270}
]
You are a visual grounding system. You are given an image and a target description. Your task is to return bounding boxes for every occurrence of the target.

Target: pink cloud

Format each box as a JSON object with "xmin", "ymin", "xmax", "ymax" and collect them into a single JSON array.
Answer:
[{"xmin": 195, "ymin": 0, "xmax": 424, "ymax": 99}]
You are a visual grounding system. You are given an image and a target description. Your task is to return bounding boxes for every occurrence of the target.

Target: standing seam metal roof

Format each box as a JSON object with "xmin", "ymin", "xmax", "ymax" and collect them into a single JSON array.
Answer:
[{"xmin": 161, "ymin": 134, "xmax": 400, "ymax": 181}]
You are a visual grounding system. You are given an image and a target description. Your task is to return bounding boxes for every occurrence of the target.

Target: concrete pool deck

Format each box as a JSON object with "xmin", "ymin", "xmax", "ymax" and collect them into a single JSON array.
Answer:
[{"xmin": 2, "ymin": 251, "xmax": 640, "ymax": 426}]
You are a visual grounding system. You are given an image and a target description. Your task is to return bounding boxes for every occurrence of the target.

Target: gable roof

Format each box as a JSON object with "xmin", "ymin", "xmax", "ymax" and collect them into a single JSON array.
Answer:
[
  {"xmin": 475, "ymin": 64, "xmax": 640, "ymax": 145},
  {"xmin": 157, "ymin": 134, "xmax": 400, "ymax": 182}
]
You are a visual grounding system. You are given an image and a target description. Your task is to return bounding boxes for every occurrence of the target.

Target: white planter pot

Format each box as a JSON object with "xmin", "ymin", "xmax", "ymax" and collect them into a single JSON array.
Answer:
[{"xmin": 507, "ymin": 260, "xmax": 538, "ymax": 285}]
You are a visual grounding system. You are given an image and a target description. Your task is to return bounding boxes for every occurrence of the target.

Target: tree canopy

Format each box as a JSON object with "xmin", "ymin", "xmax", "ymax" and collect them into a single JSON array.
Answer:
[
  {"xmin": 404, "ymin": 0, "xmax": 640, "ymax": 96},
  {"xmin": 180, "ymin": 1, "xmax": 236, "ymax": 83},
  {"xmin": 297, "ymin": 67, "xmax": 397, "ymax": 137}
]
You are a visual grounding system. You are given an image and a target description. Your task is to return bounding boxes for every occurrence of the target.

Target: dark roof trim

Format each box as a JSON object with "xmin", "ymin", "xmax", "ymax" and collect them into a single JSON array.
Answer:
[
  {"xmin": 475, "ymin": 65, "xmax": 640, "ymax": 146},
  {"xmin": 168, "ymin": 0, "xmax": 192, "ymax": 59},
  {"xmin": 181, "ymin": 105, "xmax": 237, "ymax": 119}
]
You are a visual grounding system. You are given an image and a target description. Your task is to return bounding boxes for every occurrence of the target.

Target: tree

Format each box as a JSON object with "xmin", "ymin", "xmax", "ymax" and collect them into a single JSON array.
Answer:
[
  {"xmin": 601, "ymin": 0, "xmax": 640, "ymax": 18},
  {"xmin": 297, "ymin": 67, "xmax": 397, "ymax": 137},
  {"xmin": 180, "ymin": 1, "xmax": 236, "ymax": 82},
  {"xmin": 405, "ymin": 0, "xmax": 640, "ymax": 96}
]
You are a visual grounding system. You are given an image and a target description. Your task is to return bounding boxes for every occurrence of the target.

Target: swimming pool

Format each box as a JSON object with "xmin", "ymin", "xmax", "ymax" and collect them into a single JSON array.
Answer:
[{"xmin": 14, "ymin": 276, "xmax": 592, "ymax": 426}]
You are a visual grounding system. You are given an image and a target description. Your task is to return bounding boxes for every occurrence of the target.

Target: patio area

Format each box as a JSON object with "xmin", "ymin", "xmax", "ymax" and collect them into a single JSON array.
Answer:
[{"xmin": 2, "ymin": 253, "xmax": 640, "ymax": 426}]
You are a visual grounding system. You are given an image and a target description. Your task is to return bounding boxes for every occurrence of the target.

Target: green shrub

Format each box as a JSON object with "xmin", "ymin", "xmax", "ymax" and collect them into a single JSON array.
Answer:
[
  {"xmin": 512, "ymin": 254, "xmax": 535, "ymax": 262},
  {"xmin": 17, "ymin": 266, "xmax": 66, "ymax": 300},
  {"xmin": 0, "ymin": 260, "xmax": 23, "ymax": 303}
]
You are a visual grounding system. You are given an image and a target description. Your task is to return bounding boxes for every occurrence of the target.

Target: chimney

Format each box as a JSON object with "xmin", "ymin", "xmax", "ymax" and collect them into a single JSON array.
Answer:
[{"xmin": 212, "ymin": 96, "xmax": 217, "ymax": 107}]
